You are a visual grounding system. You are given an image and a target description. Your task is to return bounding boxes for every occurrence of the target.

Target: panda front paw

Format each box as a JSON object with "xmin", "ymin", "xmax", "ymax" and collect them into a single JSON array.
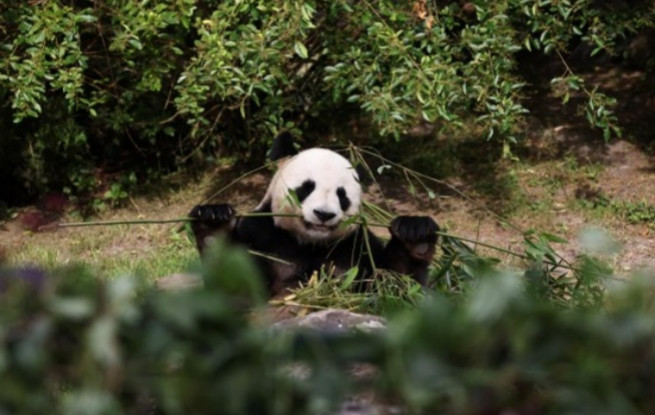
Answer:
[
  {"xmin": 188, "ymin": 204, "xmax": 237, "ymax": 254},
  {"xmin": 189, "ymin": 204, "xmax": 236, "ymax": 225},
  {"xmin": 389, "ymin": 216, "xmax": 439, "ymax": 260}
]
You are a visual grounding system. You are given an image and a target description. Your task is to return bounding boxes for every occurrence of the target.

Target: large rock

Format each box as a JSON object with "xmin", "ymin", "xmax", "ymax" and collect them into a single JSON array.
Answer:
[
  {"xmin": 271, "ymin": 308, "xmax": 386, "ymax": 333},
  {"xmin": 272, "ymin": 309, "xmax": 395, "ymax": 415}
]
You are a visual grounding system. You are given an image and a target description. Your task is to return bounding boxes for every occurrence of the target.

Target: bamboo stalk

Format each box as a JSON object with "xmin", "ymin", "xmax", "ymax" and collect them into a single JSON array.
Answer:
[
  {"xmin": 46, "ymin": 212, "xmax": 304, "ymax": 229},
  {"xmin": 42, "ymin": 215, "xmax": 550, "ymax": 265}
]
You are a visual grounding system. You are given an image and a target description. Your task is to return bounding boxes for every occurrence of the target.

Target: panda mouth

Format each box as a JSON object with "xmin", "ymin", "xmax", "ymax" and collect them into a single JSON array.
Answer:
[{"xmin": 303, "ymin": 220, "xmax": 338, "ymax": 232}]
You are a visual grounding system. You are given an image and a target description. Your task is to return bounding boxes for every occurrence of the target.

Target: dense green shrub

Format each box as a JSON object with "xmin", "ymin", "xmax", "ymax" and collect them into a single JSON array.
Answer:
[
  {"xmin": 2, "ymin": 239, "xmax": 655, "ymax": 414},
  {"xmin": 1, "ymin": 0, "xmax": 652, "ymax": 203}
]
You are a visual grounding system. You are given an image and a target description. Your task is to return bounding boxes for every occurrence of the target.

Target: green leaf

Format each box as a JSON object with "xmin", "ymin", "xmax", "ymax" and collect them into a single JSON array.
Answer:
[
  {"xmin": 49, "ymin": 298, "xmax": 94, "ymax": 319},
  {"xmin": 540, "ymin": 232, "xmax": 568, "ymax": 244},
  {"xmin": 201, "ymin": 237, "xmax": 266, "ymax": 303},
  {"xmin": 294, "ymin": 41, "xmax": 308, "ymax": 59},
  {"xmin": 285, "ymin": 188, "xmax": 302, "ymax": 208},
  {"xmin": 340, "ymin": 266, "xmax": 359, "ymax": 290},
  {"xmin": 376, "ymin": 164, "xmax": 391, "ymax": 175},
  {"xmin": 75, "ymin": 14, "xmax": 97, "ymax": 24},
  {"xmin": 88, "ymin": 317, "xmax": 119, "ymax": 366}
]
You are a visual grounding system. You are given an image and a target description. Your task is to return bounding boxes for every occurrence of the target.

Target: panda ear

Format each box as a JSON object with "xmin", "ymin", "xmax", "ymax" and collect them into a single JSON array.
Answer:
[
  {"xmin": 354, "ymin": 163, "xmax": 373, "ymax": 187},
  {"xmin": 269, "ymin": 131, "xmax": 299, "ymax": 161}
]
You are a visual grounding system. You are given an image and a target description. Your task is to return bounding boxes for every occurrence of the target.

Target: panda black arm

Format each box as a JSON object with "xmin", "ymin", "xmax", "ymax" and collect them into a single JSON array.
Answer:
[
  {"xmin": 380, "ymin": 216, "xmax": 439, "ymax": 285},
  {"xmin": 188, "ymin": 204, "xmax": 238, "ymax": 255}
]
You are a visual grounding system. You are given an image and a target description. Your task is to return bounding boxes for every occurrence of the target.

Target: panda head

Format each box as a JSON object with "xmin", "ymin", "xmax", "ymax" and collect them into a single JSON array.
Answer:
[{"xmin": 259, "ymin": 147, "xmax": 362, "ymax": 243}]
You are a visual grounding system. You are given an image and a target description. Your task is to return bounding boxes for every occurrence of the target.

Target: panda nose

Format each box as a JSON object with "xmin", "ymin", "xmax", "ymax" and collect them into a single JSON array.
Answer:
[{"xmin": 313, "ymin": 209, "xmax": 336, "ymax": 222}]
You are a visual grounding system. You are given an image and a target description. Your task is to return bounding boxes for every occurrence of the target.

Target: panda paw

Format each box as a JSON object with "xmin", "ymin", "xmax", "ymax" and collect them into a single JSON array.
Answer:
[
  {"xmin": 188, "ymin": 204, "xmax": 237, "ymax": 254},
  {"xmin": 389, "ymin": 216, "xmax": 439, "ymax": 260},
  {"xmin": 189, "ymin": 204, "xmax": 236, "ymax": 225}
]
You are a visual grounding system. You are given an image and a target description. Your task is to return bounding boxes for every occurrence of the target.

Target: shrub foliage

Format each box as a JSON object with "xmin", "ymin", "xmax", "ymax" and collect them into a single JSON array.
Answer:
[
  {"xmin": 1, "ymin": 0, "xmax": 652, "ymax": 201},
  {"xmin": 2, "ymin": 241, "xmax": 655, "ymax": 414}
]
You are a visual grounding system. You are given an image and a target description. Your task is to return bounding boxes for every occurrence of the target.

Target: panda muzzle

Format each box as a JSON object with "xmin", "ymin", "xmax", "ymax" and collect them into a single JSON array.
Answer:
[{"xmin": 303, "ymin": 220, "xmax": 339, "ymax": 232}]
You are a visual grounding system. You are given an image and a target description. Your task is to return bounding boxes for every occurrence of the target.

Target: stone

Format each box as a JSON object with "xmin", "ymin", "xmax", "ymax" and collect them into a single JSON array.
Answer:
[{"xmin": 271, "ymin": 308, "xmax": 386, "ymax": 333}]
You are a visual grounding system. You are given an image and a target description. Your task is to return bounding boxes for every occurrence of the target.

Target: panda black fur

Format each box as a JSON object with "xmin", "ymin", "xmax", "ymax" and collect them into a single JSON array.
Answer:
[{"xmin": 189, "ymin": 133, "xmax": 439, "ymax": 295}]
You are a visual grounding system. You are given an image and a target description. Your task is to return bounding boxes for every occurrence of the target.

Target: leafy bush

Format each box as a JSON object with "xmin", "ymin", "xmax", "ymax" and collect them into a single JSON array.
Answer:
[
  {"xmin": 3, "ymin": 237, "xmax": 655, "ymax": 414},
  {"xmin": 1, "ymin": 0, "xmax": 652, "ymax": 202}
]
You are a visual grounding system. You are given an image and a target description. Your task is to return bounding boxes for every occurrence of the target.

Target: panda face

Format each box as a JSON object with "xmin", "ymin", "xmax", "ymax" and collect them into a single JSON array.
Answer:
[{"xmin": 262, "ymin": 148, "xmax": 362, "ymax": 243}]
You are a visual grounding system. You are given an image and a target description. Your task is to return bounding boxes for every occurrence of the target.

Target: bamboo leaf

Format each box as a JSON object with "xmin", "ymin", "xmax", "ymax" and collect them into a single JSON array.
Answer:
[{"xmin": 294, "ymin": 41, "xmax": 308, "ymax": 59}]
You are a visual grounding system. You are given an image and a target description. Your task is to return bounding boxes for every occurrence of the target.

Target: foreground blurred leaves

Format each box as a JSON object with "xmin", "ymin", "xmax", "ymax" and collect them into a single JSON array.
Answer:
[{"xmin": 2, "ymin": 241, "xmax": 655, "ymax": 414}]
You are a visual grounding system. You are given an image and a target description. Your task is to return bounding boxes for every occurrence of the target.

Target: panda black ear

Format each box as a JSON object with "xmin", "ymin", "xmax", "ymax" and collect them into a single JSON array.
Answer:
[
  {"xmin": 269, "ymin": 131, "xmax": 299, "ymax": 161},
  {"xmin": 354, "ymin": 163, "xmax": 373, "ymax": 187}
]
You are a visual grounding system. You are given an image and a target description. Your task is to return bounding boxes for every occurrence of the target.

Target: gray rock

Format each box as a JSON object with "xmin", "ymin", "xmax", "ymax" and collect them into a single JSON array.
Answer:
[
  {"xmin": 271, "ymin": 308, "xmax": 386, "ymax": 334},
  {"xmin": 272, "ymin": 309, "xmax": 394, "ymax": 415},
  {"xmin": 335, "ymin": 399, "xmax": 402, "ymax": 415}
]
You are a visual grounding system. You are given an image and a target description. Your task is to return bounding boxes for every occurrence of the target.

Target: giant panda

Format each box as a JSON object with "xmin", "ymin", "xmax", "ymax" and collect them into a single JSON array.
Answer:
[{"xmin": 189, "ymin": 132, "xmax": 439, "ymax": 295}]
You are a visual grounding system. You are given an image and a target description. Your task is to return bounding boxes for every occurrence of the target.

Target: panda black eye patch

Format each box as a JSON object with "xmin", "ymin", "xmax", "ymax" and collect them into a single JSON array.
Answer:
[
  {"xmin": 293, "ymin": 180, "xmax": 315, "ymax": 203},
  {"xmin": 337, "ymin": 187, "xmax": 351, "ymax": 211}
]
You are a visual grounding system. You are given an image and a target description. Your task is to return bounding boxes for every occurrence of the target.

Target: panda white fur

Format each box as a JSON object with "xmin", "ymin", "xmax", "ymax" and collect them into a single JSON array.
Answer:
[
  {"xmin": 260, "ymin": 147, "xmax": 361, "ymax": 243},
  {"xmin": 189, "ymin": 132, "xmax": 439, "ymax": 295}
]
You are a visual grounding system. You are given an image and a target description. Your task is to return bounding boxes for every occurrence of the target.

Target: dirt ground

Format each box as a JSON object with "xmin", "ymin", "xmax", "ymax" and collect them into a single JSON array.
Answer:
[
  {"xmin": 431, "ymin": 138, "xmax": 655, "ymax": 273},
  {"xmin": 1, "ymin": 67, "xmax": 653, "ymax": 277}
]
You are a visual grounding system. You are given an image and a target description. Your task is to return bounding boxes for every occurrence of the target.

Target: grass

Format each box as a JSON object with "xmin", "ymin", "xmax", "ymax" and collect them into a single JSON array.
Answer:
[
  {"xmin": 3, "ymin": 173, "xmax": 205, "ymax": 282},
  {"xmin": 616, "ymin": 201, "xmax": 655, "ymax": 225},
  {"xmin": 7, "ymin": 226, "xmax": 197, "ymax": 282},
  {"xmin": 578, "ymin": 198, "xmax": 655, "ymax": 227},
  {"xmin": 481, "ymin": 155, "xmax": 612, "ymax": 232}
]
